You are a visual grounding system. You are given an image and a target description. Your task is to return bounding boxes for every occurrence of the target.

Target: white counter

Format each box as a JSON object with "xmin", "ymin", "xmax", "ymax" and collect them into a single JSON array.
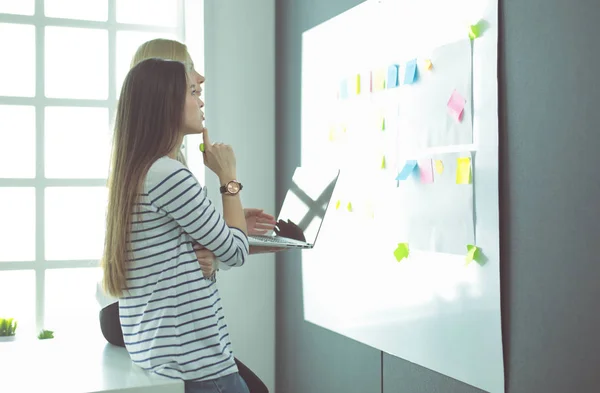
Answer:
[{"xmin": 0, "ymin": 338, "xmax": 184, "ymax": 393}]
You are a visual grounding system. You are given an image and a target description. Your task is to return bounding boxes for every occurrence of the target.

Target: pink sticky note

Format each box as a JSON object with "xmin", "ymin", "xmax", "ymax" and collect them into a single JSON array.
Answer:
[
  {"xmin": 447, "ymin": 90, "xmax": 466, "ymax": 122},
  {"xmin": 419, "ymin": 159, "xmax": 434, "ymax": 183}
]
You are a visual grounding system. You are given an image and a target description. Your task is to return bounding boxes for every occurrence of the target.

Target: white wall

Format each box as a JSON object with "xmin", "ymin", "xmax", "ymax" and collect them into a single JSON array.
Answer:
[{"xmin": 202, "ymin": 0, "xmax": 276, "ymax": 391}]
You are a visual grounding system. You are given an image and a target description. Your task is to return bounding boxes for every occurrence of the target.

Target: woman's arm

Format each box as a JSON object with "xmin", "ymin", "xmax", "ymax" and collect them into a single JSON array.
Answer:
[{"xmin": 145, "ymin": 157, "xmax": 249, "ymax": 267}]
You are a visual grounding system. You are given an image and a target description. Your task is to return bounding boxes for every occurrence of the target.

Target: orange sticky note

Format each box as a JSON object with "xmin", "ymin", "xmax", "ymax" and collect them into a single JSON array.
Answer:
[
  {"xmin": 456, "ymin": 157, "xmax": 472, "ymax": 184},
  {"xmin": 435, "ymin": 160, "xmax": 444, "ymax": 174}
]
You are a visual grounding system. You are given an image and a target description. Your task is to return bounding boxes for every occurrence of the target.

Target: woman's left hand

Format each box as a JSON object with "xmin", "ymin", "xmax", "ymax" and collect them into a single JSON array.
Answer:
[
  {"xmin": 193, "ymin": 244, "xmax": 216, "ymax": 278},
  {"xmin": 244, "ymin": 208, "xmax": 276, "ymax": 235}
]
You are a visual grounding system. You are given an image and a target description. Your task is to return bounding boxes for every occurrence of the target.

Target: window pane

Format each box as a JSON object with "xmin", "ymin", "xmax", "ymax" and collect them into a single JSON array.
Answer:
[
  {"xmin": 0, "ymin": 188, "xmax": 35, "ymax": 262},
  {"xmin": 0, "ymin": 270, "xmax": 36, "ymax": 338},
  {"xmin": 116, "ymin": 30, "xmax": 177, "ymax": 93},
  {"xmin": 45, "ymin": 267, "xmax": 102, "ymax": 338},
  {"xmin": 116, "ymin": 0, "xmax": 178, "ymax": 27},
  {"xmin": 45, "ymin": 27, "xmax": 108, "ymax": 99},
  {"xmin": 45, "ymin": 0, "xmax": 108, "ymax": 21},
  {"xmin": 0, "ymin": 106, "xmax": 36, "ymax": 178},
  {"xmin": 0, "ymin": 24, "xmax": 35, "ymax": 97},
  {"xmin": 45, "ymin": 187, "xmax": 107, "ymax": 260},
  {"xmin": 45, "ymin": 107, "xmax": 110, "ymax": 179},
  {"xmin": 0, "ymin": 0, "xmax": 34, "ymax": 15}
]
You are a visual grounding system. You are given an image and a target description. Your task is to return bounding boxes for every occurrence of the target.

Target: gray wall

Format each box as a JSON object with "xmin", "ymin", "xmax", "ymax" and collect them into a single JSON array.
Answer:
[
  {"xmin": 203, "ymin": 0, "xmax": 276, "ymax": 391},
  {"xmin": 275, "ymin": 0, "xmax": 600, "ymax": 393}
]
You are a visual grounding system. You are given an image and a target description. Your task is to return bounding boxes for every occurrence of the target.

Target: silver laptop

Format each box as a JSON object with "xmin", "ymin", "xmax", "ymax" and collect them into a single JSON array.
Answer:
[{"xmin": 248, "ymin": 167, "xmax": 340, "ymax": 249}]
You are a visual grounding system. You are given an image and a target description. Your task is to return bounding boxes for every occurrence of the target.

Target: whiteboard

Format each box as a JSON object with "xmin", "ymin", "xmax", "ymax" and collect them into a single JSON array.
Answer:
[{"xmin": 300, "ymin": 0, "xmax": 503, "ymax": 392}]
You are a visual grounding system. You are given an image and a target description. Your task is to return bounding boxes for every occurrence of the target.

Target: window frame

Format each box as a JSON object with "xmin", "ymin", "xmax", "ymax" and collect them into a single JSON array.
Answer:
[{"xmin": 0, "ymin": 0, "xmax": 198, "ymax": 335}]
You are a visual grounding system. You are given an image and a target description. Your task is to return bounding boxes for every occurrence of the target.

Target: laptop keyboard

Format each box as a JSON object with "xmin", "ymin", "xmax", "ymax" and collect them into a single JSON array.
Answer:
[{"xmin": 252, "ymin": 235, "xmax": 290, "ymax": 244}]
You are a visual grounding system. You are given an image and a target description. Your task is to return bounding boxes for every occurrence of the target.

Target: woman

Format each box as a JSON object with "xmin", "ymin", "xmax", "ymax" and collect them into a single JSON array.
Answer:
[
  {"xmin": 101, "ymin": 58, "xmax": 261, "ymax": 392},
  {"xmin": 98, "ymin": 38, "xmax": 273, "ymax": 393}
]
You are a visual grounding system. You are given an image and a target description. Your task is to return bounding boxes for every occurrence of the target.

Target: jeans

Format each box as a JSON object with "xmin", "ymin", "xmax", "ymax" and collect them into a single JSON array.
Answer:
[{"xmin": 185, "ymin": 372, "xmax": 250, "ymax": 393}]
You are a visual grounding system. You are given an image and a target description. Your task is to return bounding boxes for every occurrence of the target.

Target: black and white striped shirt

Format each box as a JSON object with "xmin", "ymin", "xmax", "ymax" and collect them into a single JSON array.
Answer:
[{"xmin": 119, "ymin": 156, "xmax": 249, "ymax": 381}]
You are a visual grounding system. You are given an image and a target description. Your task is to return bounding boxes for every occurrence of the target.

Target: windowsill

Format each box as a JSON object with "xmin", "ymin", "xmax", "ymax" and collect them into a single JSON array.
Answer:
[{"xmin": 0, "ymin": 337, "xmax": 183, "ymax": 393}]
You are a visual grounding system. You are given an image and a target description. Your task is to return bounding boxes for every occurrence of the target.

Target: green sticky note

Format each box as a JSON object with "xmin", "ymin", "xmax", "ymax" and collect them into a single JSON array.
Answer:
[
  {"xmin": 468, "ymin": 24, "xmax": 480, "ymax": 39},
  {"xmin": 199, "ymin": 143, "xmax": 205, "ymax": 152},
  {"xmin": 381, "ymin": 155, "xmax": 386, "ymax": 169},
  {"xmin": 465, "ymin": 244, "xmax": 480, "ymax": 265},
  {"xmin": 394, "ymin": 243, "xmax": 409, "ymax": 262}
]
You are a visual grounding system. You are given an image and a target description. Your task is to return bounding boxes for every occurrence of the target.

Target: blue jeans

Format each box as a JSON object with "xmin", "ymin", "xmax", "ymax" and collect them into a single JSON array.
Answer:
[{"xmin": 185, "ymin": 372, "xmax": 250, "ymax": 393}]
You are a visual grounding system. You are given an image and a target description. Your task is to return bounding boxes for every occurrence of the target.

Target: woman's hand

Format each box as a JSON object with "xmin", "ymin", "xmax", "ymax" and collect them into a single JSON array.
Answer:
[
  {"xmin": 201, "ymin": 128, "xmax": 237, "ymax": 181},
  {"xmin": 193, "ymin": 243, "xmax": 216, "ymax": 278},
  {"xmin": 244, "ymin": 208, "xmax": 276, "ymax": 235}
]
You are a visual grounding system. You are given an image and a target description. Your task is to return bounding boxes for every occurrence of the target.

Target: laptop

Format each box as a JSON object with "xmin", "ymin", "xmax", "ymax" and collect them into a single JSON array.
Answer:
[{"xmin": 248, "ymin": 167, "xmax": 340, "ymax": 249}]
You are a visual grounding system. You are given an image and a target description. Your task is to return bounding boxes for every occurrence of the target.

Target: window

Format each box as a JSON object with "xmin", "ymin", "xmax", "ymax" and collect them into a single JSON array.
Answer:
[{"xmin": 0, "ymin": 0, "xmax": 203, "ymax": 339}]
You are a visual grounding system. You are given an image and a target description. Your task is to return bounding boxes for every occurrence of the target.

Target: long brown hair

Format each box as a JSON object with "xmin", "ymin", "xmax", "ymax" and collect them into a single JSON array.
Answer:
[{"xmin": 101, "ymin": 58, "xmax": 188, "ymax": 297}]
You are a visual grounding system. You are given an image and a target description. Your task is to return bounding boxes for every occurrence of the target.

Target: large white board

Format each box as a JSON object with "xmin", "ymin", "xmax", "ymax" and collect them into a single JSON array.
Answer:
[{"xmin": 300, "ymin": 0, "xmax": 503, "ymax": 392}]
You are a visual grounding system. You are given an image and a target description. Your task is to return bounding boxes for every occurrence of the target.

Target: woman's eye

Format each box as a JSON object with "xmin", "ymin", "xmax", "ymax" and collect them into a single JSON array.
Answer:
[{"xmin": 191, "ymin": 90, "xmax": 197, "ymax": 95}]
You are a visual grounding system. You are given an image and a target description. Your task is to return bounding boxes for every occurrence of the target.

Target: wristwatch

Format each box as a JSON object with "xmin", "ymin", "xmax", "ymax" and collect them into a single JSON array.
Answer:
[{"xmin": 220, "ymin": 180, "xmax": 243, "ymax": 195}]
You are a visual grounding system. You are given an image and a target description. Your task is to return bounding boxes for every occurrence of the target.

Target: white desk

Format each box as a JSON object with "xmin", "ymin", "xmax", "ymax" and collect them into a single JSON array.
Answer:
[{"xmin": 0, "ymin": 338, "xmax": 184, "ymax": 393}]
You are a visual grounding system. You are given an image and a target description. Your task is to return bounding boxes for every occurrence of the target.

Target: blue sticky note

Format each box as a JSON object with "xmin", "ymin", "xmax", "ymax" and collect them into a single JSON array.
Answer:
[
  {"xmin": 404, "ymin": 59, "xmax": 418, "ymax": 84},
  {"xmin": 387, "ymin": 64, "xmax": 399, "ymax": 88},
  {"xmin": 396, "ymin": 160, "xmax": 418, "ymax": 180},
  {"xmin": 339, "ymin": 79, "xmax": 349, "ymax": 99}
]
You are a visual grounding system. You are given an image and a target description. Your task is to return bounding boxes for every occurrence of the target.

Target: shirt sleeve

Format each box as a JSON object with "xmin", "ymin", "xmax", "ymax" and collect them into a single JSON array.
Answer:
[{"xmin": 145, "ymin": 158, "xmax": 248, "ymax": 267}]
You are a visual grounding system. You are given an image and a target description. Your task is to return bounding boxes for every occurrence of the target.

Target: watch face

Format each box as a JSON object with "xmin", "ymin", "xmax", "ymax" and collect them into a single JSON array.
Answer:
[{"xmin": 227, "ymin": 181, "xmax": 240, "ymax": 193}]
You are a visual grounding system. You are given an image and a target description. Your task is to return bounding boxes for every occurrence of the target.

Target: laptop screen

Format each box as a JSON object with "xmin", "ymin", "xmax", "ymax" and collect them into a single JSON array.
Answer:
[{"xmin": 276, "ymin": 167, "xmax": 339, "ymax": 245}]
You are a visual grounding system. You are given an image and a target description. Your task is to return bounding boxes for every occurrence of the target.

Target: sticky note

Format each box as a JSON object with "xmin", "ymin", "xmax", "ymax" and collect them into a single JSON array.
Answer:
[
  {"xmin": 404, "ymin": 59, "xmax": 418, "ymax": 84},
  {"xmin": 468, "ymin": 24, "xmax": 481, "ymax": 39},
  {"xmin": 373, "ymin": 69, "xmax": 386, "ymax": 91},
  {"xmin": 447, "ymin": 90, "xmax": 466, "ymax": 122},
  {"xmin": 328, "ymin": 126, "xmax": 336, "ymax": 141},
  {"xmin": 456, "ymin": 157, "xmax": 472, "ymax": 184},
  {"xmin": 335, "ymin": 200, "xmax": 341, "ymax": 210},
  {"xmin": 394, "ymin": 243, "xmax": 410, "ymax": 262},
  {"xmin": 199, "ymin": 143, "xmax": 205, "ymax": 152},
  {"xmin": 465, "ymin": 244, "xmax": 481, "ymax": 265},
  {"xmin": 381, "ymin": 156, "xmax": 386, "ymax": 169},
  {"xmin": 435, "ymin": 159, "xmax": 444, "ymax": 174},
  {"xmin": 354, "ymin": 74, "xmax": 361, "ymax": 95},
  {"xmin": 365, "ymin": 200, "xmax": 375, "ymax": 219},
  {"xmin": 419, "ymin": 159, "xmax": 434, "ymax": 184},
  {"xmin": 339, "ymin": 79, "xmax": 349, "ymax": 99},
  {"xmin": 396, "ymin": 160, "xmax": 418, "ymax": 180},
  {"xmin": 380, "ymin": 116, "xmax": 386, "ymax": 131},
  {"xmin": 347, "ymin": 202, "xmax": 353, "ymax": 212},
  {"xmin": 387, "ymin": 64, "xmax": 399, "ymax": 88},
  {"xmin": 424, "ymin": 59, "xmax": 433, "ymax": 70}
]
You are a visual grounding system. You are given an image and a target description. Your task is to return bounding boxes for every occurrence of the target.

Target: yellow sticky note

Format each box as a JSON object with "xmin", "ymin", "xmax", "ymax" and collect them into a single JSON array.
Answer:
[
  {"xmin": 394, "ymin": 243, "xmax": 410, "ymax": 262},
  {"xmin": 435, "ymin": 159, "xmax": 444, "ymax": 174},
  {"xmin": 381, "ymin": 155, "xmax": 386, "ymax": 169},
  {"xmin": 373, "ymin": 69, "xmax": 386, "ymax": 91},
  {"xmin": 380, "ymin": 116, "xmax": 386, "ymax": 131},
  {"xmin": 465, "ymin": 244, "xmax": 480, "ymax": 266},
  {"xmin": 347, "ymin": 202, "xmax": 353, "ymax": 212},
  {"xmin": 354, "ymin": 74, "xmax": 361, "ymax": 95},
  {"xmin": 424, "ymin": 59, "xmax": 433, "ymax": 70},
  {"xmin": 328, "ymin": 126, "xmax": 336, "ymax": 141},
  {"xmin": 456, "ymin": 157, "xmax": 472, "ymax": 184},
  {"xmin": 335, "ymin": 200, "xmax": 341, "ymax": 210}
]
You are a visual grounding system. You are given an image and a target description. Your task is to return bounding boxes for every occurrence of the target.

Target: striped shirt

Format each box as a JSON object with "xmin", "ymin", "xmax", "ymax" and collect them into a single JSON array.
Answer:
[{"xmin": 119, "ymin": 156, "xmax": 249, "ymax": 381}]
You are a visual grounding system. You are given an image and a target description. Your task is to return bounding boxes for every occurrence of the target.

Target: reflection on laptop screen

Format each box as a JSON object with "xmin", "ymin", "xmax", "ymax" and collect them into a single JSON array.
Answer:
[{"xmin": 277, "ymin": 167, "xmax": 339, "ymax": 245}]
